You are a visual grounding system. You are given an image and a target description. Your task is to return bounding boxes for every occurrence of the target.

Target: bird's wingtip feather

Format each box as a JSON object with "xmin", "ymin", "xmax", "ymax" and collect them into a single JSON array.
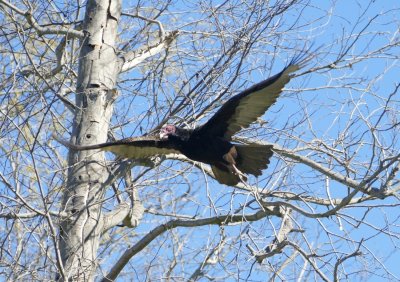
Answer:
[{"xmin": 287, "ymin": 43, "xmax": 320, "ymax": 70}]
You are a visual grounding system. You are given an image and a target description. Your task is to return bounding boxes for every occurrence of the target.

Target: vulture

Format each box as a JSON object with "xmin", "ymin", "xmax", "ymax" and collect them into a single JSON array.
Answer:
[{"xmin": 56, "ymin": 57, "xmax": 303, "ymax": 186}]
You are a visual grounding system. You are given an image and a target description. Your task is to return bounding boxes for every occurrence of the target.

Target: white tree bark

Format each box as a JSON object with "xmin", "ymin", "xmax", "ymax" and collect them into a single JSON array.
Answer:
[
  {"xmin": 57, "ymin": 1, "xmax": 178, "ymax": 279},
  {"xmin": 59, "ymin": 0, "xmax": 121, "ymax": 280},
  {"xmin": 1, "ymin": 0, "xmax": 399, "ymax": 281}
]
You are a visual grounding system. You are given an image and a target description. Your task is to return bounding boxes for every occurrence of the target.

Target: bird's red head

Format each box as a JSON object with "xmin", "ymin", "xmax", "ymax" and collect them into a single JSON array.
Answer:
[{"xmin": 160, "ymin": 124, "xmax": 176, "ymax": 139}]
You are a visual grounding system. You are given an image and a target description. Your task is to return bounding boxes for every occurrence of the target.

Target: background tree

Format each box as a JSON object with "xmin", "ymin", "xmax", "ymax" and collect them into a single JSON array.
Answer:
[{"xmin": 0, "ymin": 0, "xmax": 399, "ymax": 281}]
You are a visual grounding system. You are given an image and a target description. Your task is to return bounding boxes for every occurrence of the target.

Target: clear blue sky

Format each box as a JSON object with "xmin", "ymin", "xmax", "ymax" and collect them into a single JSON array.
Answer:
[{"xmin": 111, "ymin": 1, "xmax": 400, "ymax": 280}]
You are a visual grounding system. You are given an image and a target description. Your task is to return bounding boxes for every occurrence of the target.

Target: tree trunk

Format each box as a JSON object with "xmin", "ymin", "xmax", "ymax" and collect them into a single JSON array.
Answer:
[{"xmin": 59, "ymin": 0, "xmax": 121, "ymax": 280}]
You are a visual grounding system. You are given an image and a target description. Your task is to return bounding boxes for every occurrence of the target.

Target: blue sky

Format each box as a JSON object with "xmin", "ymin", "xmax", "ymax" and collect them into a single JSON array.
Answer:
[
  {"xmin": 1, "ymin": 0, "xmax": 399, "ymax": 280},
  {"xmin": 102, "ymin": 1, "xmax": 400, "ymax": 281}
]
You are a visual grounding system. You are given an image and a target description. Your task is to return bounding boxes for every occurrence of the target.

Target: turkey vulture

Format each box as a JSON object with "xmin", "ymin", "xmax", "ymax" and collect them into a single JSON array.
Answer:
[{"xmin": 56, "ymin": 57, "xmax": 303, "ymax": 186}]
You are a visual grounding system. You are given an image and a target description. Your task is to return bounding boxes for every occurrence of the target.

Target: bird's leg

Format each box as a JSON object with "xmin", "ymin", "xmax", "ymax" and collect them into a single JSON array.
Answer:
[
  {"xmin": 231, "ymin": 164, "xmax": 247, "ymax": 181},
  {"xmin": 224, "ymin": 151, "xmax": 264, "ymax": 209},
  {"xmin": 223, "ymin": 151, "xmax": 249, "ymax": 183}
]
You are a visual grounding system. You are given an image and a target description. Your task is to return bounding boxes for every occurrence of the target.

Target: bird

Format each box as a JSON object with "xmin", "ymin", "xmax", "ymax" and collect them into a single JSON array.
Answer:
[{"xmin": 55, "ymin": 56, "xmax": 304, "ymax": 186}]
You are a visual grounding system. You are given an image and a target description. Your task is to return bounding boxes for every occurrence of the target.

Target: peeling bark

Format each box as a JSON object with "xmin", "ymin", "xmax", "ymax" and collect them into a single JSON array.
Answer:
[{"xmin": 58, "ymin": 0, "xmax": 121, "ymax": 280}]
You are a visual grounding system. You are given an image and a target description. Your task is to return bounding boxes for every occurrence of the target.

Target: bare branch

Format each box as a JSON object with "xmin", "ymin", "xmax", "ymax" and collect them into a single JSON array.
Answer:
[
  {"xmin": 121, "ymin": 11, "xmax": 165, "ymax": 40},
  {"xmin": 102, "ymin": 202, "xmax": 131, "ymax": 232},
  {"xmin": 120, "ymin": 30, "xmax": 179, "ymax": 72},
  {"xmin": 247, "ymin": 208, "xmax": 294, "ymax": 263},
  {"xmin": 333, "ymin": 242, "xmax": 363, "ymax": 282},
  {"xmin": 286, "ymin": 241, "xmax": 331, "ymax": 282},
  {"xmin": 0, "ymin": 0, "xmax": 84, "ymax": 38},
  {"xmin": 102, "ymin": 208, "xmax": 282, "ymax": 281}
]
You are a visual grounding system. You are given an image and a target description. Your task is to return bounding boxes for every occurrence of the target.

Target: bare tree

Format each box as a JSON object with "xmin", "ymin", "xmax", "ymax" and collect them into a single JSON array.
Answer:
[{"xmin": 0, "ymin": 0, "xmax": 399, "ymax": 281}]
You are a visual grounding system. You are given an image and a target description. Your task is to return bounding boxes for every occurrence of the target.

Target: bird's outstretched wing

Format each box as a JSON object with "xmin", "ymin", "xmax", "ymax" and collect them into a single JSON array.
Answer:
[
  {"xmin": 198, "ymin": 56, "xmax": 305, "ymax": 139},
  {"xmin": 54, "ymin": 135, "xmax": 180, "ymax": 159}
]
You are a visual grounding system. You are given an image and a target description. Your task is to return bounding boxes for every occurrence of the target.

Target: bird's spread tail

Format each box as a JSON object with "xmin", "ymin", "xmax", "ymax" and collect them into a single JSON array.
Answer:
[
  {"xmin": 235, "ymin": 144, "xmax": 273, "ymax": 176},
  {"xmin": 211, "ymin": 144, "xmax": 273, "ymax": 186}
]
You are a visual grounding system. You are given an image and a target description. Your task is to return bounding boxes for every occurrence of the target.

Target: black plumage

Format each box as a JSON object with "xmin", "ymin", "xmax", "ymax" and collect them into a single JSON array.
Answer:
[{"xmin": 56, "ymin": 57, "xmax": 303, "ymax": 186}]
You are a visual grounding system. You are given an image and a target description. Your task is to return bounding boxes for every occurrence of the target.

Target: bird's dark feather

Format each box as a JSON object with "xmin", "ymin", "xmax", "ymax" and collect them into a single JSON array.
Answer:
[
  {"xmin": 211, "ymin": 165, "xmax": 242, "ymax": 186},
  {"xmin": 54, "ymin": 135, "xmax": 180, "ymax": 159},
  {"xmin": 55, "ymin": 56, "xmax": 305, "ymax": 186},
  {"xmin": 198, "ymin": 62, "xmax": 300, "ymax": 139}
]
